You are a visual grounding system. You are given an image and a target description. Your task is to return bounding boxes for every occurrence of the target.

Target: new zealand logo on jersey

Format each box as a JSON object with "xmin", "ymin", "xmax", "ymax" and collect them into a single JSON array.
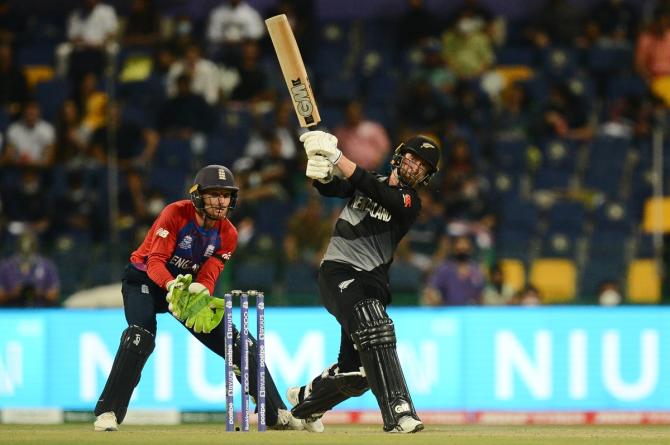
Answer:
[
  {"xmin": 350, "ymin": 195, "xmax": 391, "ymax": 222},
  {"xmin": 179, "ymin": 235, "xmax": 193, "ymax": 249}
]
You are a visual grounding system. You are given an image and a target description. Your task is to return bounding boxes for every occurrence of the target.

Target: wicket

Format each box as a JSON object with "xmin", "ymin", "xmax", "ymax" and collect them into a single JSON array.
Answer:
[{"xmin": 224, "ymin": 290, "xmax": 266, "ymax": 432}]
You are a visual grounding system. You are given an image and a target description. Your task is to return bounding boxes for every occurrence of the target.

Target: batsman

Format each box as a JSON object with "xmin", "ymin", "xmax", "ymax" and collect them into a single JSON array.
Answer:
[
  {"xmin": 93, "ymin": 164, "xmax": 302, "ymax": 432},
  {"xmin": 287, "ymin": 131, "xmax": 441, "ymax": 433}
]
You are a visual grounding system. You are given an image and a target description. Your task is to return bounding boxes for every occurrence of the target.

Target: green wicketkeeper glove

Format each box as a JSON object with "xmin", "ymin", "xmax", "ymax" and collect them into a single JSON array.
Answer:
[
  {"xmin": 166, "ymin": 274, "xmax": 211, "ymax": 321},
  {"xmin": 185, "ymin": 297, "xmax": 226, "ymax": 334}
]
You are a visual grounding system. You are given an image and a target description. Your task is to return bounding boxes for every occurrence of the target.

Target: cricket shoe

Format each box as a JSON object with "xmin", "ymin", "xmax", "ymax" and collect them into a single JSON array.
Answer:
[
  {"xmin": 286, "ymin": 386, "xmax": 325, "ymax": 433},
  {"xmin": 93, "ymin": 411, "xmax": 118, "ymax": 432},
  {"xmin": 268, "ymin": 408, "xmax": 305, "ymax": 430},
  {"xmin": 388, "ymin": 415, "xmax": 424, "ymax": 434}
]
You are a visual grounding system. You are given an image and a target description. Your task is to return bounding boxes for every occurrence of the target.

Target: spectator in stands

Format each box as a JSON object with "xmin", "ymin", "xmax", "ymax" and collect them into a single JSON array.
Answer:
[
  {"xmin": 54, "ymin": 99, "xmax": 95, "ymax": 168},
  {"xmin": 283, "ymin": 193, "xmax": 332, "ymax": 265},
  {"xmin": 1, "ymin": 101, "xmax": 56, "ymax": 168},
  {"xmin": 0, "ymin": 42, "xmax": 27, "ymax": 118},
  {"xmin": 511, "ymin": 284, "xmax": 542, "ymax": 306},
  {"xmin": 206, "ymin": 0, "xmax": 265, "ymax": 64},
  {"xmin": 158, "ymin": 73, "xmax": 215, "ymax": 138},
  {"xmin": 489, "ymin": 82, "xmax": 531, "ymax": 144},
  {"xmin": 56, "ymin": 0, "xmax": 119, "ymax": 83},
  {"xmin": 121, "ymin": 0, "xmax": 161, "ymax": 48},
  {"xmin": 264, "ymin": 0, "xmax": 317, "ymax": 63},
  {"xmin": 0, "ymin": 0, "xmax": 25, "ymax": 45},
  {"xmin": 397, "ymin": 76, "xmax": 450, "ymax": 135},
  {"xmin": 533, "ymin": 81, "xmax": 593, "ymax": 141},
  {"xmin": 0, "ymin": 167, "xmax": 52, "ymax": 235},
  {"xmin": 396, "ymin": 0, "xmax": 442, "ymax": 51},
  {"xmin": 0, "ymin": 231, "xmax": 60, "ymax": 307},
  {"xmin": 597, "ymin": 280, "xmax": 622, "ymax": 306},
  {"xmin": 90, "ymin": 101, "xmax": 159, "ymax": 221},
  {"xmin": 441, "ymin": 14, "xmax": 495, "ymax": 80},
  {"xmin": 75, "ymin": 72, "xmax": 108, "ymax": 133},
  {"xmin": 226, "ymin": 39, "xmax": 272, "ymax": 103},
  {"xmin": 52, "ymin": 170, "xmax": 102, "ymax": 242},
  {"xmin": 403, "ymin": 189, "xmax": 449, "ymax": 273},
  {"xmin": 526, "ymin": 0, "xmax": 585, "ymax": 49},
  {"xmin": 167, "ymin": 43, "xmax": 221, "ymax": 105},
  {"xmin": 333, "ymin": 100, "xmax": 391, "ymax": 171},
  {"xmin": 410, "ymin": 39, "xmax": 458, "ymax": 101},
  {"xmin": 244, "ymin": 100, "xmax": 299, "ymax": 160},
  {"xmin": 482, "ymin": 263, "xmax": 515, "ymax": 305},
  {"xmin": 585, "ymin": 0, "xmax": 638, "ymax": 46},
  {"xmin": 635, "ymin": 8, "xmax": 670, "ymax": 106},
  {"xmin": 421, "ymin": 235, "xmax": 485, "ymax": 306}
]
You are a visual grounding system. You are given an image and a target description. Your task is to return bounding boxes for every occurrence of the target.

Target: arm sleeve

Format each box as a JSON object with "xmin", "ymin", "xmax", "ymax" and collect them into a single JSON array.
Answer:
[
  {"xmin": 196, "ymin": 230, "xmax": 238, "ymax": 294},
  {"xmin": 313, "ymin": 176, "xmax": 356, "ymax": 198},
  {"xmin": 145, "ymin": 207, "xmax": 182, "ymax": 289},
  {"xmin": 348, "ymin": 166, "xmax": 421, "ymax": 224}
]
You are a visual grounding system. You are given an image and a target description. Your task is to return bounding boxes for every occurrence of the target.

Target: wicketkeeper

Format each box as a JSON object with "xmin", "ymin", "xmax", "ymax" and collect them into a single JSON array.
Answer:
[{"xmin": 93, "ymin": 164, "xmax": 302, "ymax": 431}]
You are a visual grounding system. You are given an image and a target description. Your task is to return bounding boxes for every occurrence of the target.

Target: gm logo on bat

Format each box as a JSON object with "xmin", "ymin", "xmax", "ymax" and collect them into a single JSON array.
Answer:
[{"xmin": 291, "ymin": 78, "xmax": 315, "ymax": 125}]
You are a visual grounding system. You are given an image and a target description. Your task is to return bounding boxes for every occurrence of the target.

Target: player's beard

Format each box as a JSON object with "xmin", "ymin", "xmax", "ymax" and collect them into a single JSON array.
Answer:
[{"xmin": 203, "ymin": 204, "xmax": 229, "ymax": 220}]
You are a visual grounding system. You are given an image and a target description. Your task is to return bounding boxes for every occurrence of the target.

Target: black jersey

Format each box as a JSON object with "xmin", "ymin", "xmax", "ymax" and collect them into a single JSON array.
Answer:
[{"xmin": 314, "ymin": 166, "xmax": 421, "ymax": 277}]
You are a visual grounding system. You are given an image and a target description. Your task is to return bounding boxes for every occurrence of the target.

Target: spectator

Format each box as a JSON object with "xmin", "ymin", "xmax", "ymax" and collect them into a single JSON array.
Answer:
[
  {"xmin": 54, "ymin": 99, "xmax": 95, "ymax": 169},
  {"xmin": 532, "ymin": 81, "xmax": 593, "ymax": 141},
  {"xmin": 225, "ymin": 39, "xmax": 272, "ymax": 103},
  {"xmin": 396, "ymin": 0, "xmax": 442, "ymax": 51},
  {"xmin": 52, "ymin": 170, "xmax": 102, "ymax": 242},
  {"xmin": 597, "ymin": 280, "xmax": 622, "ymax": 306},
  {"xmin": 121, "ymin": 0, "xmax": 161, "ymax": 48},
  {"xmin": 90, "ymin": 101, "xmax": 159, "ymax": 220},
  {"xmin": 421, "ymin": 235, "xmax": 485, "ymax": 306},
  {"xmin": 1, "ymin": 101, "xmax": 56, "ymax": 168},
  {"xmin": 402, "ymin": 189, "xmax": 449, "ymax": 273},
  {"xmin": 512, "ymin": 284, "xmax": 542, "ymax": 306},
  {"xmin": 0, "ymin": 231, "xmax": 60, "ymax": 307},
  {"xmin": 410, "ymin": 39, "xmax": 458, "ymax": 100},
  {"xmin": 75, "ymin": 72, "xmax": 108, "ymax": 132},
  {"xmin": 482, "ymin": 263, "xmax": 515, "ymax": 305},
  {"xmin": 586, "ymin": 0, "xmax": 638, "ymax": 46},
  {"xmin": 167, "ymin": 43, "xmax": 221, "ymax": 105},
  {"xmin": 244, "ymin": 100, "xmax": 299, "ymax": 160},
  {"xmin": 526, "ymin": 0, "xmax": 585, "ymax": 49},
  {"xmin": 397, "ymin": 76, "xmax": 450, "ymax": 135},
  {"xmin": 489, "ymin": 82, "xmax": 531, "ymax": 143},
  {"xmin": 283, "ymin": 193, "xmax": 332, "ymax": 265},
  {"xmin": 0, "ymin": 42, "xmax": 27, "ymax": 118},
  {"xmin": 333, "ymin": 100, "xmax": 391, "ymax": 171},
  {"xmin": 206, "ymin": 0, "xmax": 265, "ymax": 63},
  {"xmin": 158, "ymin": 73, "xmax": 215, "ymax": 138},
  {"xmin": 0, "ymin": 168, "xmax": 52, "ymax": 235},
  {"xmin": 56, "ymin": 0, "xmax": 119, "ymax": 83},
  {"xmin": 441, "ymin": 14, "xmax": 495, "ymax": 80},
  {"xmin": 635, "ymin": 9, "xmax": 670, "ymax": 106}
]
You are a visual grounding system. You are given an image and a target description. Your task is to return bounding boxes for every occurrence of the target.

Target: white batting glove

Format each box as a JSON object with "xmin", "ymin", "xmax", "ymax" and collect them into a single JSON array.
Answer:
[
  {"xmin": 300, "ymin": 130, "xmax": 342, "ymax": 164},
  {"xmin": 306, "ymin": 155, "xmax": 334, "ymax": 183}
]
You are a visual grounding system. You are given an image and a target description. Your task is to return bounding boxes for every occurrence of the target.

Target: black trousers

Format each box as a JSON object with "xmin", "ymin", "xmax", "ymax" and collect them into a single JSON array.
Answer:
[
  {"xmin": 317, "ymin": 261, "xmax": 391, "ymax": 372},
  {"xmin": 119, "ymin": 264, "xmax": 286, "ymax": 424}
]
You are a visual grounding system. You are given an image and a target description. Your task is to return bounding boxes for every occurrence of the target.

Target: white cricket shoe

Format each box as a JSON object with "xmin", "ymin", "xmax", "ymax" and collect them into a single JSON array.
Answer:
[
  {"xmin": 269, "ymin": 408, "xmax": 305, "ymax": 430},
  {"xmin": 93, "ymin": 412, "xmax": 118, "ymax": 432},
  {"xmin": 388, "ymin": 415, "xmax": 424, "ymax": 434},
  {"xmin": 286, "ymin": 386, "xmax": 325, "ymax": 433}
]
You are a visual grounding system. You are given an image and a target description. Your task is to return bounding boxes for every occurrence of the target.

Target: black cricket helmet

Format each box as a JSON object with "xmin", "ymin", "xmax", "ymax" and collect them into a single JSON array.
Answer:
[
  {"xmin": 392, "ymin": 135, "xmax": 441, "ymax": 186},
  {"xmin": 189, "ymin": 164, "xmax": 239, "ymax": 212}
]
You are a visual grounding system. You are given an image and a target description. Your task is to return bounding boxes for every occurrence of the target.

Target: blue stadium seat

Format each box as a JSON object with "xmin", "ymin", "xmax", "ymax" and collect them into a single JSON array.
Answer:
[
  {"xmin": 547, "ymin": 201, "xmax": 585, "ymax": 236},
  {"xmin": 496, "ymin": 46, "xmax": 535, "ymax": 66},
  {"xmin": 17, "ymin": 43, "xmax": 56, "ymax": 66},
  {"xmin": 499, "ymin": 198, "xmax": 538, "ymax": 231},
  {"xmin": 148, "ymin": 166, "xmax": 189, "ymax": 202},
  {"xmin": 497, "ymin": 228, "xmax": 533, "ymax": 262},
  {"xmin": 493, "ymin": 139, "xmax": 528, "ymax": 171},
  {"xmin": 35, "ymin": 78, "xmax": 70, "ymax": 122},
  {"xmin": 154, "ymin": 138, "xmax": 193, "ymax": 169},
  {"xmin": 233, "ymin": 260, "xmax": 277, "ymax": 294},
  {"xmin": 606, "ymin": 74, "xmax": 647, "ymax": 100},
  {"xmin": 540, "ymin": 47, "xmax": 579, "ymax": 79},
  {"xmin": 540, "ymin": 229, "xmax": 577, "ymax": 258},
  {"xmin": 283, "ymin": 261, "xmax": 320, "ymax": 295},
  {"xmin": 580, "ymin": 258, "xmax": 625, "ymax": 298},
  {"xmin": 389, "ymin": 260, "xmax": 423, "ymax": 294},
  {"xmin": 534, "ymin": 167, "xmax": 571, "ymax": 190},
  {"xmin": 587, "ymin": 45, "xmax": 633, "ymax": 76}
]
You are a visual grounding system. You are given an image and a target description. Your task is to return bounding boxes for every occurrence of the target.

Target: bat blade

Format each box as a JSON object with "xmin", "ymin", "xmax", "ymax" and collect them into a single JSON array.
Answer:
[{"xmin": 265, "ymin": 14, "xmax": 321, "ymax": 128}]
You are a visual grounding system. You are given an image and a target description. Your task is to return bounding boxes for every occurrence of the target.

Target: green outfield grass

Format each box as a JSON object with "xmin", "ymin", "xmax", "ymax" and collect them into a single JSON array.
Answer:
[{"xmin": 1, "ymin": 424, "xmax": 670, "ymax": 445}]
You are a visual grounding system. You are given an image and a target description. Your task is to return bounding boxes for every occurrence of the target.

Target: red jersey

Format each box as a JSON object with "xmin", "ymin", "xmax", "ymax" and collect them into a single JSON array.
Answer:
[{"xmin": 130, "ymin": 200, "xmax": 238, "ymax": 293}]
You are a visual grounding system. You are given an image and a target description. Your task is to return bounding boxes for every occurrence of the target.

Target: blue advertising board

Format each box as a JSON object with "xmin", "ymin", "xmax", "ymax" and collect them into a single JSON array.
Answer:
[{"xmin": 0, "ymin": 307, "xmax": 668, "ymax": 411}]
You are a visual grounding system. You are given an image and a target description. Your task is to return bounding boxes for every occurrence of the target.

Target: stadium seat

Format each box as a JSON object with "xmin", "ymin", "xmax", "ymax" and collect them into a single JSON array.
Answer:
[
  {"xmin": 580, "ymin": 258, "xmax": 625, "ymax": 300},
  {"xmin": 497, "ymin": 228, "xmax": 533, "ymax": 263},
  {"xmin": 35, "ymin": 78, "xmax": 71, "ymax": 122},
  {"xmin": 540, "ymin": 230, "xmax": 577, "ymax": 258},
  {"xmin": 642, "ymin": 197, "xmax": 670, "ymax": 233},
  {"xmin": 529, "ymin": 258, "xmax": 577, "ymax": 303},
  {"xmin": 232, "ymin": 260, "xmax": 277, "ymax": 294},
  {"xmin": 283, "ymin": 261, "xmax": 320, "ymax": 305},
  {"xmin": 389, "ymin": 260, "xmax": 422, "ymax": 294},
  {"xmin": 626, "ymin": 259, "xmax": 661, "ymax": 304},
  {"xmin": 499, "ymin": 258, "xmax": 525, "ymax": 293}
]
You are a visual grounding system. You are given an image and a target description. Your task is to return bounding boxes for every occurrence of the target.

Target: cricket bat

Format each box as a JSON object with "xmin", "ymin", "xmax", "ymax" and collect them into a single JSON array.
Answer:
[{"xmin": 265, "ymin": 14, "xmax": 321, "ymax": 128}]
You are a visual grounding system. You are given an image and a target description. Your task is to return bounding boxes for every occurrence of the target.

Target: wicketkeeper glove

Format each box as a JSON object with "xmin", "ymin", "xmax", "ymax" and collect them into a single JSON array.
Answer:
[
  {"xmin": 166, "ymin": 275, "xmax": 211, "ymax": 321},
  {"xmin": 185, "ymin": 297, "xmax": 226, "ymax": 334},
  {"xmin": 300, "ymin": 130, "xmax": 342, "ymax": 164},
  {"xmin": 306, "ymin": 155, "xmax": 334, "ymax": 183}
]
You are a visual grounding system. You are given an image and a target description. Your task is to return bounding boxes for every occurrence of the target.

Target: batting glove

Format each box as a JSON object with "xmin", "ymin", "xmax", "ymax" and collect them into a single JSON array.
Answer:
[
  {"xmin": 306, "ymin": 155, "xmax": 334, "ymax": 183},
  {"xmin": 300, "ymin": 130, "xmax": 341, "ymax": 164}
]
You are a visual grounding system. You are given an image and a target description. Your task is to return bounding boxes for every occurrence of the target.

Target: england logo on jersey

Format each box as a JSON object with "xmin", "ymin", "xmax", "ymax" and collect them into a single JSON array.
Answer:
[{"xmin": 179, "ymin": 235, "xmax": 193, "ymax": 249}]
